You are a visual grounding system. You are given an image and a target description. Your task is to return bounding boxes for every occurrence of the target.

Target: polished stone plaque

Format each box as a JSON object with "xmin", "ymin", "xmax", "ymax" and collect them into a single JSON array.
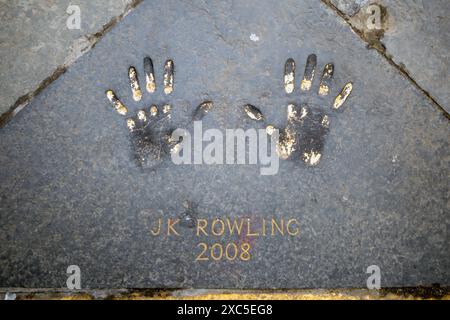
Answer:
[{"xmin": 0, "ymin": 0, "xmax": 448, "ymax": 289}]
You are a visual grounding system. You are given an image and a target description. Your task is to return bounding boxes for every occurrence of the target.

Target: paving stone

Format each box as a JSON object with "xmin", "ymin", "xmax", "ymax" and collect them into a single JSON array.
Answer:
[
  {"xmin": 330, "ymin": 0, "xmax": 450, "ymax": 113},
  {"xmin": 0, "ymin": 0, "xmax": 448, "ymax": 289},
  {"xmin": 0, "ymin": 0, "xmax": 135, "ymax": 115},
  {"xmin": 382, "ymin": 0, "xmax": 450, "ymax": 112}
]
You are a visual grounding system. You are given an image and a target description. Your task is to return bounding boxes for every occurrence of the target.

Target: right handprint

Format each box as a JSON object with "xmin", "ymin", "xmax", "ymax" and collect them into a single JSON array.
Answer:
[{"xmin": 245, "ymin": 54, "xmax": 353, "ymax": 166}]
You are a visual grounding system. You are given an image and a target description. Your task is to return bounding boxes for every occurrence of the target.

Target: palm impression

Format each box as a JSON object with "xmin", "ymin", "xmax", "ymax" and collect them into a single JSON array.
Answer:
[
  {"xmin": 244, "ymin": 54, "xmax": 353, "ymax": 166},
  {"xmin": 105, "ymin": 57, "xmax": 213, "ymax": 168}
]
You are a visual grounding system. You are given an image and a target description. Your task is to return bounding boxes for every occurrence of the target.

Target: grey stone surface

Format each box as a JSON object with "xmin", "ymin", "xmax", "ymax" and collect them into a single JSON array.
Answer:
[
  {"xmin": 0, "ymin": 0, "xmax": 135, "ymax": 115},
  {"xmin": 331, "ymin": 0, "xmax": 370, "ymax": 16},
  {"xmin": 382, "ymin": 0, "xmax": 450, "ymax": 112},
  {"xmin": 330, "ymin": 0, "xmax": 450, "ymax": 113},
  {"xmin": 0, "ymin": 0, "xmax": 449, "ymax": 289}
]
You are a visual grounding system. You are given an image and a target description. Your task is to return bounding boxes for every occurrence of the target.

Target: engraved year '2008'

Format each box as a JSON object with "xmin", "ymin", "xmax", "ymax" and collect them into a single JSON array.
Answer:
[{"xmin": 196, "ymin": 242, "xmax": 252, "ymax": 261}]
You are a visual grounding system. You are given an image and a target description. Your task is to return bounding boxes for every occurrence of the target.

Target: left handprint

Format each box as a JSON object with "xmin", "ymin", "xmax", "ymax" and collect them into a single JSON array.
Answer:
[{"xmin": 105, "ymin": 58, "xmax": 179, "ymax": 168}]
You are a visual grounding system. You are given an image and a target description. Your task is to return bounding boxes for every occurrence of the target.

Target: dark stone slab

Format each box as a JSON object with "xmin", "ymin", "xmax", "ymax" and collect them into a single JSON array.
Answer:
[{"xmin": 0, "ymin": 0, "xmax": 448, "ymax": 289}]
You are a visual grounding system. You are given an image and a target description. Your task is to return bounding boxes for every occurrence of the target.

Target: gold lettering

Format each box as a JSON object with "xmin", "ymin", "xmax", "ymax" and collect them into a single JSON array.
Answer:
[
  {"xmin": 246, "ymin": 218, "xmax": 259, "ymax": 237},
  {"xmin": 226, "ymin": 218, "xmax": 244, "ymax": 236},
  {"xmin": 195, "ymin": 243, "xmax": 209, "ymax": 261},
  {"xmin": 167, "ymin": 218, "xmax": 180, "ymax": 236},
  {"xmin": 211, "ymin": 219, "xmax": 225, "ymax": 236},
  {"xmin": 150, "ymin": 218, "xmax": 161, "ymax": 236},
  {"xmin": 286, "ymin": 219, "xmax": 300, "ymax": 236},
  {"xmin": 196, "ymin": 219, "xmax": 208, "ymax": 236},
  {"xmin": 271, "ymin": 218, "xmax": 284, "ymax": 236}
]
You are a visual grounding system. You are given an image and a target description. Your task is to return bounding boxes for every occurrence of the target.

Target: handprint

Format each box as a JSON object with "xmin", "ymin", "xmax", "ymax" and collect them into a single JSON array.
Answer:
[
  {"xmin": 105, "ymin": 57, "xmax": 212, "ymax": 168},
  {"xmin": 244, "ymin": 54, "xmax": 353, "ymax": 166}
]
